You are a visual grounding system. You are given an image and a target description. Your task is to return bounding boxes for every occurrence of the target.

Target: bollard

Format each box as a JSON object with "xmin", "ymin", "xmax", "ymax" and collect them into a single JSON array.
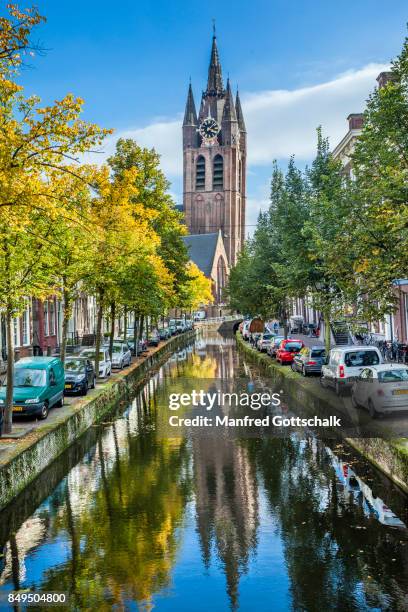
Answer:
[{"xmin": 14, "ymin": 349, "xmax": 20, "ymax": 362}]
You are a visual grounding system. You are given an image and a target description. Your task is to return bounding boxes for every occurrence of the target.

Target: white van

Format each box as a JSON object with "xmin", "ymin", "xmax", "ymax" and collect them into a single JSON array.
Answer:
[{"xmin": 321, "ymin": 345, "xmax": 382, "ymax": 395}]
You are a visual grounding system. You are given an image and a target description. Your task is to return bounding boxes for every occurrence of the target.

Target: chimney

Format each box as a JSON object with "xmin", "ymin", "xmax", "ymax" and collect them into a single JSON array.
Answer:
[
  {"xmin": 347, "ymin": 113, "xmax": 364, "ymax": 131},
  {"xmin": 376, "ymin": 71, "xmax": 394, "ymax": 89}
]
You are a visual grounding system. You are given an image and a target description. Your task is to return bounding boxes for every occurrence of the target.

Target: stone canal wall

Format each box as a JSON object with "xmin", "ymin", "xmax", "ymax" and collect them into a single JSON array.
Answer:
[
  {"xmin": 0, "ymin": 331, "xmax": 195, "ymax": 511},
  {"xmin": 236, "ymin": 332, "xmax": 408, "ymax": 493}
]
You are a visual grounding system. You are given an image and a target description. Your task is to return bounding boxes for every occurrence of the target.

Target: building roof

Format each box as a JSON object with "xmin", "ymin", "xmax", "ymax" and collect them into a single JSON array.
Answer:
[
  {"xmin": 182, "ymin": 233, "xmax": 220, "ymax": 276},
  {"xmin": 183, "ymin": 82, "xmax": 198, "ymax": 126},
  {"xmin": 206, "ymin": 34, "xmax": 224, "ymax": 95}
]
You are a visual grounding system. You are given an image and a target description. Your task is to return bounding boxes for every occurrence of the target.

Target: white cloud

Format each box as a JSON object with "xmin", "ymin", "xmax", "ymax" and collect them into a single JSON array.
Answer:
[
  {"xmin": 88, "ymin": 62, "xmax": 389, "ymax": 229},
  {"xmin": 243, "ymin": 63, "xmax": 389, "ymax": 165},
  {"xmin": 95, "ymin": 62, "xmax": 388, "ymax": 179}
]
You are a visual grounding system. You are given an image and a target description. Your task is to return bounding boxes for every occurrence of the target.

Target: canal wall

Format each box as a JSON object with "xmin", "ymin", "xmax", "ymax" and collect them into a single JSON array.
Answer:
[
  {"xmin": 0, "ymin": 331, "xmax": 195, "ymax": 511},
  {"xmin": 236, "ymin": 333, "xmax": 408, "ymax": 493}
]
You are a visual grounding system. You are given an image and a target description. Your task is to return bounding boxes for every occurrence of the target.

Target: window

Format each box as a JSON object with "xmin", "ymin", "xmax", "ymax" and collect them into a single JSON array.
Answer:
[
  {"xmin": 49, "ymin": 368, "xmax": 56, "ymax": 385},
  {"xmin": 13, "ymin": 318, "xmax": 20, "ymax": 348},
  {"xmin": 195, "ymin": 156, "xmax": 205, "ymax": 190},
  {"xmin": 213, "ymin": 154, "xmax": 223, "ymax": 190},
  {"xmin": 44, "ymin": 301, "xmax": 49, "ymax": 336},
  {"xmin": 22, "ymin": 301, "xmax": 30, "ymax": 346},
  {"xmin": 49, "ymin": 300, "xmax": 56, "ymax": 335},
  {"xmin": 379, "ymin": 369, "xmax": 408, "ymax": 383},
  {"xmin": 344, "ymin": 350, "xmax": 380, "ymax": 367}
]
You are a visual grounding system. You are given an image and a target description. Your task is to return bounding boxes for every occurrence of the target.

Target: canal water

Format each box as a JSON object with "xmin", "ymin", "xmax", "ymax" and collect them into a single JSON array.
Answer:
[{"xmin": 1, "ymin": 332, "xmax": 408, "ymax": 611}]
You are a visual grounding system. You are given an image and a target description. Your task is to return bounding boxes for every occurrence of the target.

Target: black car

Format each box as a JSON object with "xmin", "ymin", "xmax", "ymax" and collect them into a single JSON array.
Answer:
[
  {"xmin": 291, "ymin": 346, "xmax": 326, "ymax": 376},
  {"xmin": 64, "ymin": 357, "xmax": 96, "ymax": 396}
]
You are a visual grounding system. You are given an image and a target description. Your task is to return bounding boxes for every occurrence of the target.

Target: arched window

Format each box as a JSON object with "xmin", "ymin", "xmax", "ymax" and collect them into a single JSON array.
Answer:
[
  {"xmin": 195, "ymin": 156, "xmax": 205, "ymax": 190},
  {"xmin": 213, "ymin": 154, "xmax": 223, "ymax": 190}
]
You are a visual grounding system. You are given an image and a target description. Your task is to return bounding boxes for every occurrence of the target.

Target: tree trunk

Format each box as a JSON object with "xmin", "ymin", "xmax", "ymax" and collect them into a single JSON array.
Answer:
[
  {"xmin": 4, "ymin": 305, "xmax": 14, "ymax": 434},
  {"xmin": 109, "ymin": 301, "xmax": 115, "ymax": 359},
  {"xmin": 60, "ymin": 282, "xmax": 71, "ymax": 365},
  {"xmin": 139, "ymin": 315, "xmax": 145, "ymax": 348},
  {"xmin": 123, "ymin": 308, "xmax": 128, "ymax": 343},
  {"xmin": 133, "ymin": 312, "xmax": 138, "ymax": 357},
  {"xmin": 324, "ymin": 310, "xmax": 331, "ymax": 354},
  {"xmin": 94, "ymin": 290, "xmax": 104, "ymax": 379}
]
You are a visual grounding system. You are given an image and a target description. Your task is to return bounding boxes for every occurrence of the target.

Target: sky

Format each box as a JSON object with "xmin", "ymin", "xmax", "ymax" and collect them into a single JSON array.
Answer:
[{"xmin": 15, "ymin": 0, "xmax": 408, "ymax": 233}]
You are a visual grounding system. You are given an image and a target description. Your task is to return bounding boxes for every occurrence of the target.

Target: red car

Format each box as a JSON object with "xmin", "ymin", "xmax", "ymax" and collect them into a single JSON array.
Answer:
[{"xmin": 276, "ymin": 339, "xmax": 305, "ymax": 364}]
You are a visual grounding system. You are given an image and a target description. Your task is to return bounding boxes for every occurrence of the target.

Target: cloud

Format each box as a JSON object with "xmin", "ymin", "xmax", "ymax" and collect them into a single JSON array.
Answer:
[
  {"xmin": 95, "ymin": 62, "xmax": 388, "ymax": 180},
  {"xmin": 244, "ymin": 63, "xmax": 389, "ymax": 165},
  {"xmin": 88, "ymin": 62, "xmax": 389, "ymax": 230}
]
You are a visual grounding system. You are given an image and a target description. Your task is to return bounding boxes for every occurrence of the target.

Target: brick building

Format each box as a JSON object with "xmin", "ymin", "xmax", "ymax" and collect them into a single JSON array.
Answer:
[{"xmin": 181, "ymin": 31, "xmax": 246, "ymax": 304}]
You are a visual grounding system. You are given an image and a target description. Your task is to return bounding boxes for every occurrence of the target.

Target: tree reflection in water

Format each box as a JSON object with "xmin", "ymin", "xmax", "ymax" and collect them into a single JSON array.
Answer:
[{"xmin": 0, "ymin": 333, "xmax": 408, "ymax": 611}]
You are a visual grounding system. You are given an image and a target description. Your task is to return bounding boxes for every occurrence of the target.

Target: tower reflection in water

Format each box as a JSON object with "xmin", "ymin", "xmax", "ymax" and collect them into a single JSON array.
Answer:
[{"xmin": 0, "ymin": 331, "xmax": 407, "ymax": 612}]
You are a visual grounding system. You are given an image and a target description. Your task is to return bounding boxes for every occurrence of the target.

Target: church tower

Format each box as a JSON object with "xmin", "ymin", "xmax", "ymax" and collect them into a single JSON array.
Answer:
[{"xmin": 182, "ymin": 32, "xmax": 246, "ymax": 267}]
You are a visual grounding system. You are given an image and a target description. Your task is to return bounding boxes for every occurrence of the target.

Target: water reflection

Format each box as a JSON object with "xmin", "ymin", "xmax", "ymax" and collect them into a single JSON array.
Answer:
[{"xmin": 0, "ymin": 331, "xmax": 407, "ymax": 611}]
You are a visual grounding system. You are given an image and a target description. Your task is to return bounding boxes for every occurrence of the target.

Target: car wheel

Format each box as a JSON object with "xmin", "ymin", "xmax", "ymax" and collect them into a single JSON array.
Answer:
[
  {"xmin": 55, "ymin": 395, "xmax": 64, "ymax": 408},
  {"xmin": 320, "ymin": 375, "xmax": 328, "ymax": 389},
  {"xmin": 82, "ymin": 383, "xmax": 88, "ymax": 396},
  {"xmin": 368, "ymin": 399, "xmax": 378, "ymax": 419},
  {"xmin": 38, "ymin": 402, "xmax": 49, "ymax": 420}
]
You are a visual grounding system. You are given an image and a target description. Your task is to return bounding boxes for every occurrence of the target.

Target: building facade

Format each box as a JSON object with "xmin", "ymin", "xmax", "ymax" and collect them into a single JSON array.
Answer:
[{"xmin": 182, "ymin": 33, "xmax": 246, "ymax": 270}]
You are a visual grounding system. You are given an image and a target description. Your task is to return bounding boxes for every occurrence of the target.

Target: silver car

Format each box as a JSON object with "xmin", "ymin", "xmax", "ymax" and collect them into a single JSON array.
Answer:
[
  {"xmin": 111, "ymin": 342, "xmax": 132, "ymax": 369},
  {"xmin": 257, "ymin": 332, "xmax": 274, "ymax": 352},
  {"xmin": 351, "ymin": 364, "xmax": 408, "ymax": 418}
]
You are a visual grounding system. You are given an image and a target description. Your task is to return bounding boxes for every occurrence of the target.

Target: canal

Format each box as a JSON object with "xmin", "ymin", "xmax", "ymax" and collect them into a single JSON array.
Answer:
[{"xmin": 1, "ymin": 331, "xmax": 408, "ymax": 611}]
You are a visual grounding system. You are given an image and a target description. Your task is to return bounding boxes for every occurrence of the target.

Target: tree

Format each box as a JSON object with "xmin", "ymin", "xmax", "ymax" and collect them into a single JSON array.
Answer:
[{"xmin": 346, "ymin": 36, "xmax": 408, "ymax": 323}]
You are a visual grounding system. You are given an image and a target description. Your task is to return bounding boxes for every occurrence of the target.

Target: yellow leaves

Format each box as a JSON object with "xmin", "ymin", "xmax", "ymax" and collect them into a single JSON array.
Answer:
[{"xmin": 354, "ymin": 258, "xmax": 369, "ymax": 274}]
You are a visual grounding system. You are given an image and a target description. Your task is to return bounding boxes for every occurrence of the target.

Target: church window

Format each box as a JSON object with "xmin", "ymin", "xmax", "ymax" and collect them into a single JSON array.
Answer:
[
  {"xmin": 196, "ymin": 156, "xmax": 205, "ymax": 190},
  {"xmin": 213, "ymin": 155, "xmax": 223, "ymax": 190}
]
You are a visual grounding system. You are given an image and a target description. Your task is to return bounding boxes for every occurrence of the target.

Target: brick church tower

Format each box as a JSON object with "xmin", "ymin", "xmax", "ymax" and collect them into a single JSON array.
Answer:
[{"xmin": 182, "ymin": 32, "xmax": 246, "ymax": 267}]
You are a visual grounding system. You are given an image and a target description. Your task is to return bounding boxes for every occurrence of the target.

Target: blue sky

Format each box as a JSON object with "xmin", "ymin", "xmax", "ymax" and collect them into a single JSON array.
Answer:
[{"xmin": 16, "ymin": 0, "xmax": 408, "ymax": 231}]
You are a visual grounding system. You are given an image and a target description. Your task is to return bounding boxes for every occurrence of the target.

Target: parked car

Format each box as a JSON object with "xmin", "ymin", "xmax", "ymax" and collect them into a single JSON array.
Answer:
[
  {"xmin": 267, "ymin": 336, "xmax": 285, "ymax": 358},
  {"xmin": 291, "ymin": 346, "xmax": 326, "ymax": 376},
  {"xmin": 351, "ymin": 364, "xmax": 408, "ymax": 418},
  {"xmin": 111, "ymin": 342, "xmax": 132, "ymax": 369},
  {"xmin": 64, "ymin": 357, "xmax": 96, "ymax": 395},
  {"xmin": 148, "ymin": 331, "xmax": 160, "ymax": 347},
  {"xmin": 321, "ymin": 346, "xmax": 382, "ymax": 396},
  {"xmin": 80, "ymin": 348, "xmax": 112, "ymax": 378},
  {"xmin": 158, "ymin": 327, "xmax": 170, "ymax": 340},
  {"xmin": 276, "ymin": 340, "xmax": 304, "ymax": 364},
  {"xmin": 0, "ymin": 357, "xmax": 65, "ymax": 420},
  {"xmin": 289, "ymin": 315, "xmax": 304, "ymax": 334},
  {"xmin": 257, "ymin": 332, "xmax": 275, "ymax": 352},
  {"xmin": 168, "ymin": 325, "xmax": 177, "ymax": 336}
]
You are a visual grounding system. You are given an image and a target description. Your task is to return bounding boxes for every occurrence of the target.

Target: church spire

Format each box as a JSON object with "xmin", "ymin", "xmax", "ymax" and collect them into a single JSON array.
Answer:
[
  {"xmin": 235, "ymin": 89, "xmax": 246, "ymax": 132},
  {"xmin": 183, "ymin": 82, "xmax": 198, "ymax": 126},
  {"xmin": 222, "ymin": 79, "xmax": 237, "ymax": 122},
  {"xmin": 206, "ymin": 32, "xmax": 224, "ymax": 95}
]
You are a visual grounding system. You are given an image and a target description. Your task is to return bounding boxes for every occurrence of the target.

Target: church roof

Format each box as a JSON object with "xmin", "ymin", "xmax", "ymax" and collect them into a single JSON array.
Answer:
[
  {"xmin": 183, "ymin": 83, "xmax": 198, "ymax": 126},
  {"xmin": 222, "ymin": 79, "xmax": 237, "ymax": 122},
  {"xmin": 235, "ymin": 90, "xmax": 246, "ymax": 132},
  {"xmin": 182, "ymin": 232, "xmax": 220, "ymax": 277},
  {"xmin": 206, "ymin": 35, "xmax": 224, "ymax": 95}
]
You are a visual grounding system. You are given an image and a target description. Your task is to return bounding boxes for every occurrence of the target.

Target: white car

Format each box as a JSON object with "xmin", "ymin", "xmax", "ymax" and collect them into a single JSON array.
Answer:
[
  {"xmin": 242, "ymin": 320, "xmax": 251, "ymax": 340},
  {"xmin": 351, "ymin": 364, "xmax": 408, "ymax": 417},
  {"xmin": 257, "ymin": 332, "xmax": 274, "ymax": 352},
  {"xmin": 110, "ymin": 342, "xmax": 132, "ymax": 369},
  {"xmin": 80, "ymin": 348, "xmax": 112, "ymax": 378},
  {"xmin": 321, "ymin": 345, "xmax": 382, "ymax": 396}
]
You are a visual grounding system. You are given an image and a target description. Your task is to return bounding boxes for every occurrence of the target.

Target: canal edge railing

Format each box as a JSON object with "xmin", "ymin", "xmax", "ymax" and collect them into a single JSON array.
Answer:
[
  {"xmin": 236, "ymin": 332, "xmax": 408, "ymax": 494},
  {"xmin": 0, "ymin": 330, "xmax": 196, "ymax": 511}
]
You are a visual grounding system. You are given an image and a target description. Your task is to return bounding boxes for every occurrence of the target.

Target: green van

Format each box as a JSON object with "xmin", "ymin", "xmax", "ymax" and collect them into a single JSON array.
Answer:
[{"xmin": 0, "ymin": 357, "xmax": 65, "ymax": 420}]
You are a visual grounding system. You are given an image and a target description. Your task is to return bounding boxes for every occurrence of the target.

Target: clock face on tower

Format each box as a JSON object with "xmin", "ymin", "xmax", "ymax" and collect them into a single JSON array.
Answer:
[{"xmin": 198, "ymin": 117, "xmax": 220, "ymax": 141}]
